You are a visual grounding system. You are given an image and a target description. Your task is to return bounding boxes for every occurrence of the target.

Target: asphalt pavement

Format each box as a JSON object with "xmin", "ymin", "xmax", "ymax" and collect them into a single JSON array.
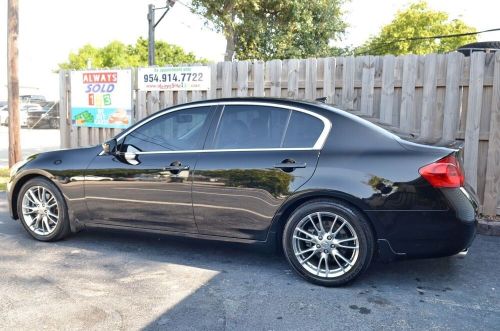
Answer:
[
  {"xmin": 0, "ymin": 192, "xmax": 499, "ymax": 330},
  {"xmin": 0, "ymin": 126, "xmax": 60, "ymax": 167}
]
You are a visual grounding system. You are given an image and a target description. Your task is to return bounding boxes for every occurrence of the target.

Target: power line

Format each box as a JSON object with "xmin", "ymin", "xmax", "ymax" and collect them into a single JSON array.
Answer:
[
  {"xmin": 392, "ymin": 27, "xmax": 500, "ymax": 42},
  {"xmin": 356, "ymin": 27, "xmax": 500, "ymax": 55},
  {"xmin": 176, "ymin": 0, "xmax": 196, "ymax": 12}
]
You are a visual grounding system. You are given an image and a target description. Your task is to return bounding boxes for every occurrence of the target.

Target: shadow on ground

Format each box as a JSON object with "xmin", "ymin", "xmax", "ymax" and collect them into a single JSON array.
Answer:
[{"xmin": 1, "ymin": 194, "xmax": 499, "ymax": 330}]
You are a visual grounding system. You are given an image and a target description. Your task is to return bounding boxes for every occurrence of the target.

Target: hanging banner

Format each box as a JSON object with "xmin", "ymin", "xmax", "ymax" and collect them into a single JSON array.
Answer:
[
  {"xmin": 70, "ymin": 69, "xmax": 132, "ymax": 128},
  {"xmin": 138, "ymin": 66, "xmax": 211, "ymax": 91}
]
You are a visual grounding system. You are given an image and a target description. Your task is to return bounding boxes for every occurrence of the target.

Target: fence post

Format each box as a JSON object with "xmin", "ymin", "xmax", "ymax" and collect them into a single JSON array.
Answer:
[
  {"xmin": 305, "ymin": 58, "xmax": 317, "ymax": 101},
  {"xmin": 441, "ymin": 52, "xmax": 464, "ymax": 143},
  {"xmin": 58, "ymin": 70, "xmax": 70, "ymax": 148},
  {"xmin": 253, "ymin": 60, "xmax": 264, "ymax": 97},
  {"xmin": 380, "ymin": 55, "xmax": 395, "ymax": 124},
  {"xmin": 341, "ymin": 56, "xmax": 355, "ymax": 110},
  {"xmin": 222, "ymin": 61, "xmax": 232, "ymax": 98},
  {"xmin": 287, "ymin": 59, "xmax": 300, "ymax": 99},
  {"xmin": 400, "ymin": 55, "xmax": 418, "ymax": 134},
  {"xmin": 361, "ymin": 56, "xmax": 375, "ymax": 116},
  {"xmin": 419, "ymin": 53, "xmax": 438, "ymax": 142},
  {"xmin": 323, "ymin": 57, "xmax": 336, "ymax": 104},
  {"xmin": 483, "ymin": 52, "xmax": 500, "ymax": 216},
  {"xmin": 464, "ymin": 52, "xmax": 485, "ymax": 192},
  {"xmin": 270, "ymin": 59, "xmax": 283, "ymax": 97},
  {"xmin": 236, "ymin": 61, "xmax": 249, "ymax": 97}
]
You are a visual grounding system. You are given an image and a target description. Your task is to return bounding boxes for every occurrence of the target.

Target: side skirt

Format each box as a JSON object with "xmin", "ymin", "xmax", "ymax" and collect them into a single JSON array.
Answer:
[{"xmin": 82, "ymin": 221, "xmax": 274, "ymax": 248}]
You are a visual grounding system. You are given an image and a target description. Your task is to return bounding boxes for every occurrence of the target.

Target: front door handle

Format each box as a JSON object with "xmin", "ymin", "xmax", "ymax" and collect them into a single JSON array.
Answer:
[
  {"xmin": 273, "ymin": 159, "xmax": 307, "ymax": 172},
  {"xmin": 163, "ymin": 165, "xmax": 190, "ymax": 171},
  {"xmin": 163, "ymin": 161, "xmax": 190, "ymax": 174}
]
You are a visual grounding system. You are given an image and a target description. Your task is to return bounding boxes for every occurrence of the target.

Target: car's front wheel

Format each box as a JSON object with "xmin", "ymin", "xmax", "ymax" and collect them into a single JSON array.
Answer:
[
  {"xmin": 17, "ymin": 177, "xmax": 71, "ymax": 241},
  {"xmin": 283, "ymin": 199, "xmax": 374, "ymax": 286}
]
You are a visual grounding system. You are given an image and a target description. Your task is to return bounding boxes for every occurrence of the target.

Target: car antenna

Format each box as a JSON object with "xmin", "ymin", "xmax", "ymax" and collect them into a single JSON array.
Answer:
[{"xmin": 315, "ymin": 97, "xmax": 327, "ymax": 103}]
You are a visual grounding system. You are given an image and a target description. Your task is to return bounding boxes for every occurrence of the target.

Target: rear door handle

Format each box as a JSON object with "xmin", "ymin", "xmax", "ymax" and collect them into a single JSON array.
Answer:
[
  {"xmin": 273, "ymin": 159, "xmax": 307, "ymax": 172},
  {"xmin": 273, "ymin": 163, "xmax": 307, "ymax": 169}
]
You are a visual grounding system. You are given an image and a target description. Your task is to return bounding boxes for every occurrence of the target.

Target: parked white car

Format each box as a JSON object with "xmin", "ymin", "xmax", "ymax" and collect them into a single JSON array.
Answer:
[
  {"xmin": 0, "ymin": 103, "xmax": 41, "ymax": 127},
  {"xmin": 0, "ymin": 105, "xmax": 8, "ymax": 125}
]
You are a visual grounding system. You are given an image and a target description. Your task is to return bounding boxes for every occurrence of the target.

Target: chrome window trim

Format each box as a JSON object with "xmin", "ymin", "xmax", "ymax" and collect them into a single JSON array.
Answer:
[
  {"xmin": 116, "ymin": 101, "xmax": 332, "ymax": 152},
  {"xmin": 129, "ymin": 147, "xmax": 320, "ymax": 155}
]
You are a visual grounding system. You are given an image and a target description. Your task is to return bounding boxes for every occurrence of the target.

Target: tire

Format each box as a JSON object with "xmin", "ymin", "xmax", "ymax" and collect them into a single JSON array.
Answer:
[
  {"xmin": 282, "ymin": 199, "xmax": 375, "ymax": 286},
  {"xmin": 16, "ymin": 177, "xmax": 71, "ymax": 242}
]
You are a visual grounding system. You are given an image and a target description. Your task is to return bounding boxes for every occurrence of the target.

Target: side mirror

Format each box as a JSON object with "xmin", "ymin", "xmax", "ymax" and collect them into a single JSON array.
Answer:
[{"xmin": 102, "ymin": 139, "xmax": 117, "ymax": 155}]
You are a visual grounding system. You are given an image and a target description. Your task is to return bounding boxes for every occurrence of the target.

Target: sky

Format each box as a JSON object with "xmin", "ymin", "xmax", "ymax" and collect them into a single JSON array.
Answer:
[{"xmin": 1, "ymin": 0, "xmax": 500, "ymax": 101}]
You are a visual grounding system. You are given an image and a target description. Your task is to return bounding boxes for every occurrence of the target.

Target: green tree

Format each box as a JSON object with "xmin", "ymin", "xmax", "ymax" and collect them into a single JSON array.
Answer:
[
  {"xmin": 358, "ymin": 1, "xmax": 477, "ymax": 55},
  {"xmin": 191, "ymin": 0, "xmax": 348, "ymax": 61},
  {"xmin": 58, "ymin": 37, "xmax": 207, "ymax": 70}
]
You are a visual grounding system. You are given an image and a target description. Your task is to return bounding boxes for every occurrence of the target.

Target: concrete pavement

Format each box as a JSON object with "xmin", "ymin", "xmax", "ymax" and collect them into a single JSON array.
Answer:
[{"xmin": 0, "ymin": 192, "xmax": 499, "ymax": 330}]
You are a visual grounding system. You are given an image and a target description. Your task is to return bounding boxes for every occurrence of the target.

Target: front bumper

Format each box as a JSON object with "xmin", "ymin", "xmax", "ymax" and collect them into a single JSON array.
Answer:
[{"xmin": 6, "ymin": 177, "xmax": 15, "ymax": 219}]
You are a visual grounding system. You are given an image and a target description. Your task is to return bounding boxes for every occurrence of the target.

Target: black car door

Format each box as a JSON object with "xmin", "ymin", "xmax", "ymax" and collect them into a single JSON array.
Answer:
[
  {"xmin": 192, "ymin": 103, "xmax": 331, "ymax": 241},
  {"xmin": 84, "ymin": 105, "xmax": 215, "ymax": 233}
]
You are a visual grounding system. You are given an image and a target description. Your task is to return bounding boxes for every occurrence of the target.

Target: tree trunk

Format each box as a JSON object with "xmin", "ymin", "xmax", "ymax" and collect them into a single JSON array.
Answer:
[
  {"xmin": 224, "ymin": 30, "xmax": 236, "ymax": 61},
  {"xmin": 8, "ymin": 0, "xmax": 22, "ymax": 167}
]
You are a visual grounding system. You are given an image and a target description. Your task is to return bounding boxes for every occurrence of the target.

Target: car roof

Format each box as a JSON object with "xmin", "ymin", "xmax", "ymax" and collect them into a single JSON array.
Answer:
[
  {"xmin": 177, "ymin": 97, "xmax": 377, "ymax": 127},
  {"xmin": 174, "ymin": 97, "xmax": 353, "ymax": 117},
  {"xmin": 176, "ymin": 97, "xmax": 326, "ymax": 108}
]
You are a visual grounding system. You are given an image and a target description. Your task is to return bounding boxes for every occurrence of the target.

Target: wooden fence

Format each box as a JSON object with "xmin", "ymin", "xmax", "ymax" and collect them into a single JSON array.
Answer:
[{"xmin": 59, "ymin": 52, "xmax": 500, "ymax": 216}]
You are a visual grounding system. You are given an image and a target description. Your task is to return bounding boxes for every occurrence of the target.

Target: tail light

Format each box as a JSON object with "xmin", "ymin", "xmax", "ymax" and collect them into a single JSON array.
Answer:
[{"xmin": 419, "ymin": 155, "xmax": 464, "ymax": 188}]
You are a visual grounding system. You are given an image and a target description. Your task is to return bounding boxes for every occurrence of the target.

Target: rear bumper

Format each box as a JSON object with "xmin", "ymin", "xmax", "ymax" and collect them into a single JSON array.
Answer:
[{"xmin": 370, "ymin": 187, "xmax": 477, "ymax": 260}]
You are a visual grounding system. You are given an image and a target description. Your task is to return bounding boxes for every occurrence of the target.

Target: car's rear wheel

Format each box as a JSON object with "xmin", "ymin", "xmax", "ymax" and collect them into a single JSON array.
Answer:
[
  {"xmin": 283, "ymin": 199, "xmax": 374, "ymax": 286},
  {"xmin": 17, "ymin": 177, "xmax": 71, "ymax": 241}
]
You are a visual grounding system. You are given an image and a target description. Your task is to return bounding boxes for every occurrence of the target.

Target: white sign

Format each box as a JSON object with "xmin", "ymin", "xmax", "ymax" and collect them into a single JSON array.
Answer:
[
  {"xmin": 138, "ymin": 66, "xmax": 211, "ymax": 91},
  {"xmin": 70, "ymin": 69, "xmax": 132, "ymax": 129}
]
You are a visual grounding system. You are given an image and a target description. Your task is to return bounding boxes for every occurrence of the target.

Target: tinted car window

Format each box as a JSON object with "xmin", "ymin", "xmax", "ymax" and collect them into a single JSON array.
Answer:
[
  {"xmin": 122, "ymin": 107, "xmax": 211, "ymax": 152},
  {"xmin": 283, "ymin": 111, "xmax": 324, "ymax": 148},
  {"xmin": 214, "ymin": 105, "xmax": 290, "ymax": 149}
]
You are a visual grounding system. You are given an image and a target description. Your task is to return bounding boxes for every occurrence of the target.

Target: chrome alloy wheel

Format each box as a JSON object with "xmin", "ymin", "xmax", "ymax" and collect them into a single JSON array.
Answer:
[
  {"xmin": 292, "ymin": 212, "xmax": 359, "ymax": 278},
  {"xmin": 21, "ymin": 186, "xmax": 59, "ymax": 236}
]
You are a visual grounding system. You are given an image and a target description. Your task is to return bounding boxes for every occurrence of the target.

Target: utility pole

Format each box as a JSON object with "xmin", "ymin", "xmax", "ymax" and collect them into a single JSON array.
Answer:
[
  {"xmin": 148, "ymin": 1, "xmax": 176, "ymax": 66},
  {"xmin": 148, "ymin": 4, "xmax": 155, "ymax": 66},
  {"xmin": 7, "ymin": 0, "xmax": 21, "ymax": 167}
]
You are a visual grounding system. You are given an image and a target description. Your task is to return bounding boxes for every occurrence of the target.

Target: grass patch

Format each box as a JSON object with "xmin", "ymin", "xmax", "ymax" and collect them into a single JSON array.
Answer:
[{"xmin": 0, "ymin": 167, "xmax": 9, "ymax": 191}]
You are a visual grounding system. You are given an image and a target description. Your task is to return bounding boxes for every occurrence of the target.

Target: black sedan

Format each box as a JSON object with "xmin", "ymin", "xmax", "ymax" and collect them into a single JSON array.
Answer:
[{"xmin": 7, "ymin": 98, "xmax": 478, "ymax": 286}]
